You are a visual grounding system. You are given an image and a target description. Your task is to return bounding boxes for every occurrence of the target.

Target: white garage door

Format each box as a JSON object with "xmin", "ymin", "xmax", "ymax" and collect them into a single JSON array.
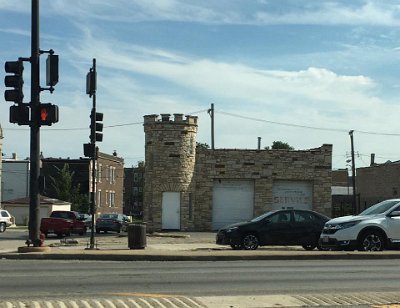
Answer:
[
  {"xmin": 212, "ymin": 180, "xmax": 254, "ymax": 230},
  {"xmin": 272, "ymin": 181, "xmax": 313, "ymax": 210}
]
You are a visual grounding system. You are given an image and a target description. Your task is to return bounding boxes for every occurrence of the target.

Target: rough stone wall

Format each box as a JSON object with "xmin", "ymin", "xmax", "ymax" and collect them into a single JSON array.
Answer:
[
  {"xmin": 357, "ymin": 163, "xmax": 400, "ymax": 209},
  {"xmin": 143, "ymin": 113, "xmax": 332, "ymax": 231},
  {"xmin": 193, "ymin": 146, "xmax": 332, "ymax": 230},
  {"xmin": 143, "ymin": 114, "xmax": 198, "ymax": 231}
]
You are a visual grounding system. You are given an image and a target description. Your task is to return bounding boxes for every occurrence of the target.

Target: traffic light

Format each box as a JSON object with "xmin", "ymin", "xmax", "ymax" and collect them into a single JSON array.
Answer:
[
  {"xmin": 83, "ymin": 143, "xmax": 94, "ymax": 157},
  {"xmin": 46, "ymin": 54, "xmax": 59, "ymax": 87},
  {"xmin": 90, "ymin": 110, "xmax": 103, "ymax": 142},
  {"xmin": 10, "ymin": 105, "xmax": 29, "ymax": 125},
  {"xmin": 83, "ymin": 143, "xmax": 99, "ymax": 158},
  {"xmin": 39, "ymin": 103, "xmax": 59, "ymax": 126},
  {"xmin": 4, "ymin": 60, "xmax": 24, "ymax": 104},
  {"xmin": 86, "ymin": 70, "xmax": 96, "ymax": 97}
]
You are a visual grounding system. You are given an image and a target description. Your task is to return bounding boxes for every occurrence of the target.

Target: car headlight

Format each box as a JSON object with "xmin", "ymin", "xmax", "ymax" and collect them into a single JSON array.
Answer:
[
  {"xmin": 226, "ymin": 227, "xmax": 239, "ymax": 232},
  {"xmin": 335, "ymin": 221, "xmax": 361, "ymax": 230}
]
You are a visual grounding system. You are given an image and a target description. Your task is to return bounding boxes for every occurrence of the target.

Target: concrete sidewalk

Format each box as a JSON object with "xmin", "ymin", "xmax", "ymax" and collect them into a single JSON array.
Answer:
[{"xmin": 2, "ymin": 231, "xmax": 400, "ymax": 261}]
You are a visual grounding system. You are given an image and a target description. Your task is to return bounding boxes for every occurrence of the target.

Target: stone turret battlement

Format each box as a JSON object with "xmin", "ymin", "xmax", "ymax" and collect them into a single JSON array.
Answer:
[{"xmin": 143, "ymin": 113, "xmax": 198, "ymax": 125}]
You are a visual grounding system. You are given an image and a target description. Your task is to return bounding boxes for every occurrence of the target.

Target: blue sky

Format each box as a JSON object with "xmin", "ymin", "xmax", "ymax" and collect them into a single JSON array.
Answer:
[{"xmin": 1, "ymin": 0, "xmax": 400, "ymax": 170}]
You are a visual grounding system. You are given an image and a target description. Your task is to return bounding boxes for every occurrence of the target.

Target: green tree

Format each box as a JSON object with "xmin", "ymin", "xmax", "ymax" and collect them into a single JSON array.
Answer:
[
  {"xmin": 50, "ymin": 164, "xmax": 89, "ymax": 213},
  {"xmin": 196, "ymin": 142, "xmax": 210, "ymax": 149},
  {"xmin": 266, "ymin": 141, "xmax": 294, "ymax": 150}
]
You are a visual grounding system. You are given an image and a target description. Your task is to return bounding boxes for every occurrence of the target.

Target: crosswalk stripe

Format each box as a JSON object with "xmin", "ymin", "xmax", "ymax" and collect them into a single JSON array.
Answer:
[{"xmin": 127, "ymin": 298, "xmax": 142, "ymax": 308}]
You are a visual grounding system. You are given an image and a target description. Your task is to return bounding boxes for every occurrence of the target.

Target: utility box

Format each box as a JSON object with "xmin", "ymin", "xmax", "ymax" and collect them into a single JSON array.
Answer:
[{"xmin": 128, "ymin": 223, "xmax": 146, "ymax": 249}]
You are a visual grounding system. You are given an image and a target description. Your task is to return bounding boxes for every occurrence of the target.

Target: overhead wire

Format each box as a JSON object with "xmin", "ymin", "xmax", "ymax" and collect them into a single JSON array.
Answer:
[{"xmin": 3, "ymin": 108, "xmax": 400, "ymax": 136}]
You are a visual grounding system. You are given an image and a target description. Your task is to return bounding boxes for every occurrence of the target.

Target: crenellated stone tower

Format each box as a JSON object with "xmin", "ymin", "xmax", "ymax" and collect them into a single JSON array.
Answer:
[{"xmin": 143, "ymin": 113, "xmax": 198, "ymax": 231}]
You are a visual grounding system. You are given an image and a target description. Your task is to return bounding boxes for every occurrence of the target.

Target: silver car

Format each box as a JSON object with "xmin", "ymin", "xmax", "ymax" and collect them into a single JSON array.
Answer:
[{"xmin": 0, "ymin": 209, "xmax": 13, "ymax": 232}]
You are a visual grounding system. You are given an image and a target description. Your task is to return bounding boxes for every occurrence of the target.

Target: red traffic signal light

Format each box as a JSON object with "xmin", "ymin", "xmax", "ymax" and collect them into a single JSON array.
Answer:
[{"xmin": 39, "ymin": 103, "xmax": 59, "ymax": 126}]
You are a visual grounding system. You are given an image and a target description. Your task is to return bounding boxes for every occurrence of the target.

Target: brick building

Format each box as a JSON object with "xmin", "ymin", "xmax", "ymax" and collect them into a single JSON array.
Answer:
[
  {"xmin": 143, "ymin": 113, "xmax": 332, "ymax": 231},
  {"xmin": 41, "ymin": 151, "xmax": 124, "ymax": 215},
  {"xmin": 357, "ymin": 161, "xmax": 400, "ymax": 211},
  {"xmin": 124, "ymin": 163, "xmax": 144, "ymax": 218}
]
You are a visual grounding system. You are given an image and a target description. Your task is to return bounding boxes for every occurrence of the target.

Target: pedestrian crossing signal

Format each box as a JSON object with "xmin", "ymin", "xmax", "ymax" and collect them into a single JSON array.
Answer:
[{"xmin": 39, "ymin": 103, "xmax": 59, "ymax": 126}]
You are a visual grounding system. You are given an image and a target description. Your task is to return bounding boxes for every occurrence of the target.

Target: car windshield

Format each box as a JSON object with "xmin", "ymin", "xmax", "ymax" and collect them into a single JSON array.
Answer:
[
  {"xmin": 359, "ymin": 200, "xmax": 400, "ymax": 215},
  {"xmin": 250, "ymin": 211, "xmax": 277, "ymax": 222}
]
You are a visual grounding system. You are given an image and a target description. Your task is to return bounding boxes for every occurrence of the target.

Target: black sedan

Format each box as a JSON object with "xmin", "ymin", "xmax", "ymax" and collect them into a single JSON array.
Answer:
[
  {"xmin": 95, "ymin": 213, "xmax": 130, "ymax": 234},
  {"xmin": 216, "ymin": 209, "xmax": 329, "ymax": 250}
]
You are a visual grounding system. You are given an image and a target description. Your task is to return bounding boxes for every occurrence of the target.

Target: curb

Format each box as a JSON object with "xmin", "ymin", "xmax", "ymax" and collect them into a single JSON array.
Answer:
[{"xmin": 2, "ymin": 250, "xmax": 400, "ymax": 261}]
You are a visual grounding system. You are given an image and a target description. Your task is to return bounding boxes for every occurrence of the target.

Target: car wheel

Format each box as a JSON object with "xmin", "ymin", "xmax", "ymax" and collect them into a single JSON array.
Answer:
[
  {"xmin": 230, "ymin": 244, "xmax": 243, "ymax": 250},
  {"xmin": 0, "ymin": 222, "xmax": 6, "ymax": 233},
  {"xmin": 317, "ymin": 243, "xmax": 330, "ymax": 251},
  {"xmin": 359, "ymin": 231, "xmax": 384, "ymax": 251},
  {"xmin": 302, "ymin": 243, "xmax": 317, "ymax": 251},
  {"xmin": 242, "ymin": 233, "xmax": 259, "ymax": 250}
]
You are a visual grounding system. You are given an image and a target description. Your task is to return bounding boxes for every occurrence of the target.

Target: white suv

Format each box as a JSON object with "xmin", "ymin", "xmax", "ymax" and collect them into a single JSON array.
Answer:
[
  {"xmin": 319, "ymin": 199, "xmax": 400, "ymax": 251},
  {"xmin": 0, "ymin": 209, "xmax": 13, "ymax": 232}
]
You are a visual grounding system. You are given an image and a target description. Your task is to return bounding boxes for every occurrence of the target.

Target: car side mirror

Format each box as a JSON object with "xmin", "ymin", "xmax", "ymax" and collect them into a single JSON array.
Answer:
[
  {"xmin": 264, "ymin": 219, "xmax": 271, "ymax": 223},
  {"xmin": 389, "ymin": 210, "xmax": 400, "ymax": 217}
]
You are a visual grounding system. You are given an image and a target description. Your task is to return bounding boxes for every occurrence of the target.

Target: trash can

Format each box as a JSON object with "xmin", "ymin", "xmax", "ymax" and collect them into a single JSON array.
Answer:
[{"xmin": 128, "ymin": 223, "xmax": 146, "ymax": 249}]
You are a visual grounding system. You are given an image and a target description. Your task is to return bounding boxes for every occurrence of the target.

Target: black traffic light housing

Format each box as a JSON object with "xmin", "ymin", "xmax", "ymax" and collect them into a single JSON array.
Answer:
[
  {"xmin": 86, "ymin": 70, "xmax": 96, "ymax": 97},
  {"xmin": 46, "ymin": 54, "xmax": 59, "ymax": 87},
  {"xmin": 10, "ymin": 105, "xmax": 30, "ymax": 125},
  {"xmin": 4, "ymin": 60, "xmax": 24, "ymax": 103},
  {"xmin": 83, "ymin": 143, "xmax": 99, "ymax": 158},
  {"xmin": 90, "ymin": 110, "xmax": 103, "ymax": 142},
  {"xmin": 39, "ymin": 103, "xmax": 59, "ymax": 126}
]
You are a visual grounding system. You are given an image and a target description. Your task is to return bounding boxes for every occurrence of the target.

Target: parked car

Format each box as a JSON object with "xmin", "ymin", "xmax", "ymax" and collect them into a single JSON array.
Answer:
[
  {"xmin": 78, "ymin": 213, "xmax": 93, "ymax": 229},
  {"xmin": 216, "ymin": 209, "xmax": 329, "ymax": 250},
  {"xmin": 96, "ymin": 213, "xmax": 130, "ymax": 234},
  {"xmin": 319, "ymin": 199, "xmax": 400, "ymax": 251},
  {"xmin": 40, "ymin": 210, "xmax": 87, "ymax": 237},
  {"xmin": 0, "ymin": 209, "xmax": 13, "ymax": 232}
]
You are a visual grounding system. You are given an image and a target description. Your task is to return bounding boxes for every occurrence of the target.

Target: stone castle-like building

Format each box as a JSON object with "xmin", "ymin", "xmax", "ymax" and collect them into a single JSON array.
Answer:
[{"xmin": 143, "ymin": 113, "xmax": 332, "ymax": 231}]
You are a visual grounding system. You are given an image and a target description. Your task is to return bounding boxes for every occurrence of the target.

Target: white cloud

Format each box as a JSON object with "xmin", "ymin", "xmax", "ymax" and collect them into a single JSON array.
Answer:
[
  {"xmin": 41, "ymin": 0, "xmax": 400, "ymax": 26},
  {"xmin": 255, "ymin": 1, "xmax": 400, "ymax": 26}
]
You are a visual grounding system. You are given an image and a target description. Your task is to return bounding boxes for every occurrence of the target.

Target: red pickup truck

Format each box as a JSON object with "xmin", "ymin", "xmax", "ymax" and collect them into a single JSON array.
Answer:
[{"xmin": 40, "ymin": 211, "xmax": 87, "ymax": 237}]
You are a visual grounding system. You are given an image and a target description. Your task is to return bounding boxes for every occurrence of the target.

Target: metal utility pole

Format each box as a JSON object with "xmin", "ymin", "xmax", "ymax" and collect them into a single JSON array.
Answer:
[
  {"xmin": 349, "ymin": 130, "xmax": 357, "ymax": 215},
  {"xmin": 208, "ymin": 103, "xmax": 214, "ymax": 149},
  {"xmin": 29, "ymin": 0, "xmax": 41, "ymax": 247},
  {"xmin": 90, "ymin": 59, "xmax": 97, "ymax": 250},
  {"xmin": 4, "ymin": 0, "xmax": 58, "ymax": 248},
  {"xmin": 85, "ymin": 58, "xmax": 103, "ymax": 250}
]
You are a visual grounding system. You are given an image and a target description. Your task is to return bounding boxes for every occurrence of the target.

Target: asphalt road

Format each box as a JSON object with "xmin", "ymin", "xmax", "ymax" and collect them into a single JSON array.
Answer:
[{"xmin": 1, "ymin": 258, "xmax": 400, "ymax": 301}]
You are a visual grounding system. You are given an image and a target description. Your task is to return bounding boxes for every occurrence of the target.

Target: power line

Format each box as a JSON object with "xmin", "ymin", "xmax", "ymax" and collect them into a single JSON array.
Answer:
[
  {"xmin": 3, "ymin": 108, "xmax": 400, "ymax": 137},
  {"xmin": 216, "ymin": 110, "xmax": 400, "ymax": 137}
]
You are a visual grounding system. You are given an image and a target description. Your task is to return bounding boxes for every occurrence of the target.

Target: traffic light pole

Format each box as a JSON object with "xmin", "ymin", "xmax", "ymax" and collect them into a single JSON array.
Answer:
[
  {"xmin": 29, "ymin": 0, "xmax": 41, "ymax": 247},
  {"xmin": 89, "ymin": 58, "xmax": 97, "ymax": 250}
]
